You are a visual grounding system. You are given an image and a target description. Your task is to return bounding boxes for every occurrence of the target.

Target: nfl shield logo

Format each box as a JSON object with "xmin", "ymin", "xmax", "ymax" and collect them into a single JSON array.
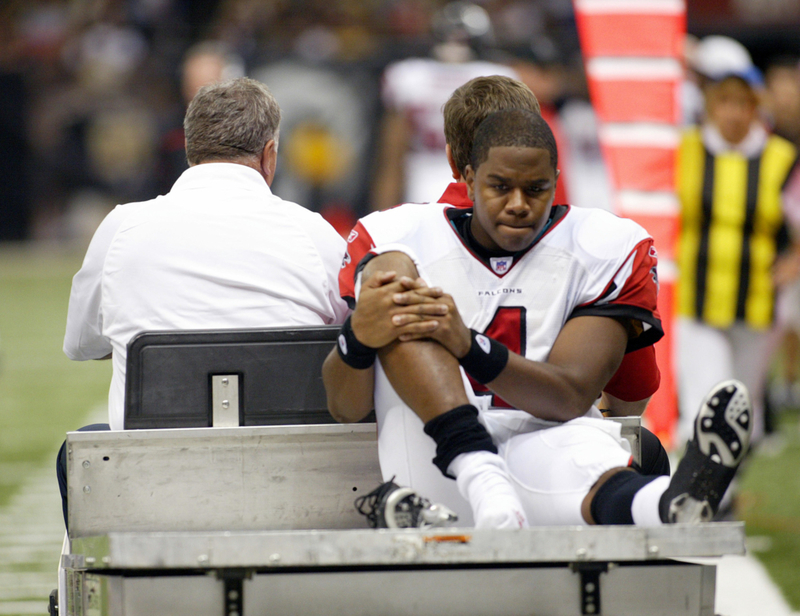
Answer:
[{"xmin": 490, "ymin": 257, "xmax": 513, "ymax": 274}]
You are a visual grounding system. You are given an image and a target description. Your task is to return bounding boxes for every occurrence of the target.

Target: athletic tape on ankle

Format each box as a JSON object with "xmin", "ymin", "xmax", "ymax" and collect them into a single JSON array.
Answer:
[
  {"xmin": 458, "ymin": 330, "xmax": 509, "ymax": 384},
  {"xmin": 424, "ymin": 405, "xmax": 497, "ymax": 478},
  {"xmin": 336, "ymin": 315, "xmax": 377, "ymax": 369}
]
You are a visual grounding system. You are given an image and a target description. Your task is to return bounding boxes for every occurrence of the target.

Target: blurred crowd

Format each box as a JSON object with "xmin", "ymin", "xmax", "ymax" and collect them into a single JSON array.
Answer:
[{"xmin": 0, "ymin": 0, "xmax": 584, "ymax": 242}]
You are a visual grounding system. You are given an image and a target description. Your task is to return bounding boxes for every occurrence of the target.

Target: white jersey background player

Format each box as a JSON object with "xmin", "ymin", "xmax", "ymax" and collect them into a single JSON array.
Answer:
[
  {"xmin": 372, "ymin": 2, "xmax": 517, "ymax": 211},
  {"xmin": 324, "ymin": 109, "xmax": 752, "ymax": 530}
]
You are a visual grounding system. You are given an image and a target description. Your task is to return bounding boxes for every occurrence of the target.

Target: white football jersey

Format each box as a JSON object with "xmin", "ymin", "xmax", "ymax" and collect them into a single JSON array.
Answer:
[
  {"xmin": 342, "ymin": 202, "xmax": 661, "ymax": 405},
  {"xmin": 381, "ymin": 58, "xmax": 518, "ymax": 203}
]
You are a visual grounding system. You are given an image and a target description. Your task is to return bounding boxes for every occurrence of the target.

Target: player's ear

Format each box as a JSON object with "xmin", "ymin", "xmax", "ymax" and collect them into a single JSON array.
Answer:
[
  {"xmin": 464, "ymin": 164, "xmax": 476, "ymax": 201},
  {"xmin": 261, "ymin": 139, "xmax": 278, "ymax": 186},
  {"xmin": 445, "ymin": 144, "xmax": 461, "ymax": 180}
]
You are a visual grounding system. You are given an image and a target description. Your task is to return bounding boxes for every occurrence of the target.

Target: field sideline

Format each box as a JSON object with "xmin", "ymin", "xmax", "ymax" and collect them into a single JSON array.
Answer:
[{"xmin": 0, "ymin": 243, "xmax": 798, "ymax": 611}]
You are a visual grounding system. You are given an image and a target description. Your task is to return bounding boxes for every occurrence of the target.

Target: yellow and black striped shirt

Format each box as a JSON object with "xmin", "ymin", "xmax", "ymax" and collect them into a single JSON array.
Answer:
[{"xmin": 677, "ymin": 127, "xmax": 797, "ymax": 329}]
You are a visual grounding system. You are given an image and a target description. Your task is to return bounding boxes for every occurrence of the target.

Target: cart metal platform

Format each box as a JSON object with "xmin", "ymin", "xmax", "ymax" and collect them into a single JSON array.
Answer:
[
  {"xmin": 62, "ymin": 524, "xmax": 743, "ymax": 616},
  {"xmin": 59, "ymin": 424, "xmax": 746, "ymax": 616},
  {"xmin": 57, "ymin": 328, "xmax": 747, "ymax": 615}
]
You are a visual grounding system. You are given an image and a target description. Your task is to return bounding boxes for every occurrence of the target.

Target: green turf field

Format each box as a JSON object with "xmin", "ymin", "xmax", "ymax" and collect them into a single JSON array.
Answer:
[
  {"xmin": 0, "ymin": 245, "xmax": 111, "ymax": 505},
  {"xmin": 738, "ymin": 406, "xmax": 800, "ymax": 608},
  {"xmin": 0, "ymin": 245, "xmax": 799, "ymax": 609}
]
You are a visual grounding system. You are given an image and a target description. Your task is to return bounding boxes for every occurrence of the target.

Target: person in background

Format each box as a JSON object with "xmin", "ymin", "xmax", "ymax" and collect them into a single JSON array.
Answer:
[
  {"xmin": 676, "ymin": 36, "xmax": 800, "ymax": 448},
  {"xmin": 155, "ymin": 41, "xmax": 245, "ymax": 195},
  {"xmin": 371, "ymin": 2, "xmax": 517, "ymax": 212}
]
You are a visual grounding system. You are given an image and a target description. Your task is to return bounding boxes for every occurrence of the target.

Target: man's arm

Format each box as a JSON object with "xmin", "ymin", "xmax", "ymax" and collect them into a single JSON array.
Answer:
[
  {"xmin": 391, "ymin": 284, "xmax": 629, "ymax": 422},
  {"xmin": 322, "ymin": 269, "xmax": 402, "ymax": 422},
  {"xmin": 489, "ymin": 316, "xmax": 628, "ymax": 422},
  {"xmin": 64, "ymin": 205, "xmax": 131, "ymax": 360},
  {"xmin": 370, "ymin": 111, "xmax": 410, "ymax": 212},
  {"xmin": 600, "ymin": 392, "xmax": 651, "ymax": 417},
  {"xmin": 322, "ymin": 352, "xmax": 375, "ymax": 423},
  {"xmin": 599, "ymin": 345, "xmax": 661, "ymax": 416}
]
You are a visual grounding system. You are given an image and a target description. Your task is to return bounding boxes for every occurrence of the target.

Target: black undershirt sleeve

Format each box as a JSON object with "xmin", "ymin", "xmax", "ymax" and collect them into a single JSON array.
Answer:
[{"xmin": 568, "ymin": 303, "xmax": 663, "ymax": 353}]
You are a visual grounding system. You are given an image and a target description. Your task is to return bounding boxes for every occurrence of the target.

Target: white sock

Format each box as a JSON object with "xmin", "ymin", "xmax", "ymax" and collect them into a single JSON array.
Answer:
[
  {"xmin": 631, "ymin": 475, "xmax": 670, "ymax": 527},
  {"xmin": 449, "ymin": 451, "xmax": 528, "ymax": 529}
]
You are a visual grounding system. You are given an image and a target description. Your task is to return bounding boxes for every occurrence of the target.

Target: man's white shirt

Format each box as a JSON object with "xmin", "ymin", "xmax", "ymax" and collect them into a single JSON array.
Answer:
[{"xmin": 64, "ymin": 163, "xmax": 349, "ymax": 429}]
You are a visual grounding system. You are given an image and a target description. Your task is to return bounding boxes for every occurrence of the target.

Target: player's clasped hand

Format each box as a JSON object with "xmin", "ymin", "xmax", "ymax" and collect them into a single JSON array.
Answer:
[
  {"xmin": 351, "ymin": 271, "xmax": 447, "ymax": 349},
  {"xmin": 391, "ymin": 277, "xmax": 472, "ymax": 358}
]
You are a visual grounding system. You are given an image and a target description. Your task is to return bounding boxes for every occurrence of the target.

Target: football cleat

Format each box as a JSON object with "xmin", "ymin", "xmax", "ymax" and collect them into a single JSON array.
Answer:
[
  {"xmin": 660, "ymin": 380, "xmax": 752, "ymax": 523},
  {"xmin": 355, "ymin": 480, "xmax": 458, "ymax": 529}
]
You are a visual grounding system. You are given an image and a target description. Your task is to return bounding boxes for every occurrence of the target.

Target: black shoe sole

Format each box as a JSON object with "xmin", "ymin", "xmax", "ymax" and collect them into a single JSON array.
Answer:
[
  {"xmin": 696, "ymin": 380, "xmax": 751, "ymax": 468},
  {"xmin": 660, "ymin": 380, "xmax": 752, "ymax": 523}
]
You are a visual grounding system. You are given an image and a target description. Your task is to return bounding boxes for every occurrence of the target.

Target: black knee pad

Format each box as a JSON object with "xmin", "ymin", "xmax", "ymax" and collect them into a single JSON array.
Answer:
[
  {"xmin": 635, "ymin": 427, "xmax": 670, "ymax": 476},
  {"xmin": 590, "ymin": 470, "xmax": 659, "ymax": 525}
]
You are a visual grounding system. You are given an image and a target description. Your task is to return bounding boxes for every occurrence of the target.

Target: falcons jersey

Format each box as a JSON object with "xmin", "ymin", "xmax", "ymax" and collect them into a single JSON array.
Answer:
[{"xmin": 340, "ymin": 201, "xmax": 662, "ymax": 407}]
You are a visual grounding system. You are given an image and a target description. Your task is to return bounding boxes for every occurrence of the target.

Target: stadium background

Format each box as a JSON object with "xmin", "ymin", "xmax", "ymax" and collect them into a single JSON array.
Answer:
[{"xmin": 1, "ymin": 0, "xmax": 800, "ymax": 614}]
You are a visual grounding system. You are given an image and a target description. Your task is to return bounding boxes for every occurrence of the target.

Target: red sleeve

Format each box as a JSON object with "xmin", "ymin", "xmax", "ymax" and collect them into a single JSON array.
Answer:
[
  {"xmin": 603, "ymin": 345, "xmax": 661, "ymax": 401},
  {"xmin": 570, "ymin": 238, "xmax": 663, "ymax": 351},
  {"xmin": 339, "ymin": 221, "xmax": 376, "ymax": 306},
  {"xmin": 609, "ymin": 239, "xmax": 660, "ymax": 318}
]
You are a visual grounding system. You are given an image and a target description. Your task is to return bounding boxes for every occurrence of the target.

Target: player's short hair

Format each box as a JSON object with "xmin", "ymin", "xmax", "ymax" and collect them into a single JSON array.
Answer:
[
  {"xmin": 443, "ymin": 75, "xmax": 540, "ymax": 176},
  {"xmin": 184, "ymin": 77, "xmax": 281, "ymax": 166},
  {"xmin": 470, "ymin": 109, "xmax": 558, "ymax": 172}
]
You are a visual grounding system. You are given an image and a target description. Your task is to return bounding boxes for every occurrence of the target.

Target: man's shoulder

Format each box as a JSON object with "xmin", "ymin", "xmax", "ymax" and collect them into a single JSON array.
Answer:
[
  {"xmin": 384, "ymin": 57, "xmax": 437, "ymax": 79},
  {"xmin": 560, "ymin": 204, "xmax": 646, "ymax": 233},
  {"xmin": 96, "ymin": 198, "xmax": 161, "ymax": 238},
  {"xmin": 115, "ymin": 197, "xmax": 160, "ymax": 214},
  {"xmin": 766, "ymin": 132, "xmax": 799, "ymax": 161},
  {"xmin": 552, "ymin": 206, "xmax": 652, "ymax": 262},
  {"xmin": 269, "ymin": 197, "xmax": 346, "ymax": 250},
  {"xmin": 278, "ymin": 197, "xmax": 330, "ymax": 222},
  {"xmin": 360, "ymin": 202, "xmax": 448, "ymax": 233},
  {"xmin": 382, "ymin": 58, "xmax": 436, "ymax": 98}
]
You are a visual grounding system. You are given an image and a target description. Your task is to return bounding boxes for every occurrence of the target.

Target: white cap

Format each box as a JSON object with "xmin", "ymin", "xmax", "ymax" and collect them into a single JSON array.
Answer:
[{"xmin": 690, "ymin": 35, "xmax": 763, "ymax": 87}]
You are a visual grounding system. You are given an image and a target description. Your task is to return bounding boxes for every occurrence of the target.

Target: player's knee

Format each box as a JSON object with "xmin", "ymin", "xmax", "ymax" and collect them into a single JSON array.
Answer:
[{"xmin": 362, "ymin": 250, "xmax": 419, "ymax": 280}]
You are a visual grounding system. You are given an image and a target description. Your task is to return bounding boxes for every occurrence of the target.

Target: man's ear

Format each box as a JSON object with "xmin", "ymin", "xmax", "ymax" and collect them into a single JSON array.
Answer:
[
  {"xmin": 445, "ymin": 144, "xmax": 462, "ymax": 181},
  {"xmin": 464, "ymin": 164, "xmax": 476, "ymax": 201},
  {"xmin": 261, "ymin": 139, "xmax": 278, "ymax": 186}
]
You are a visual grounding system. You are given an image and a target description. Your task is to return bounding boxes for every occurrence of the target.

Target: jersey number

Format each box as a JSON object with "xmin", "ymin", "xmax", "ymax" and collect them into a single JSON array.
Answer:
[{"xmin": 469, "ymin": 306, "xmax": 526, "ymax": 408}]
